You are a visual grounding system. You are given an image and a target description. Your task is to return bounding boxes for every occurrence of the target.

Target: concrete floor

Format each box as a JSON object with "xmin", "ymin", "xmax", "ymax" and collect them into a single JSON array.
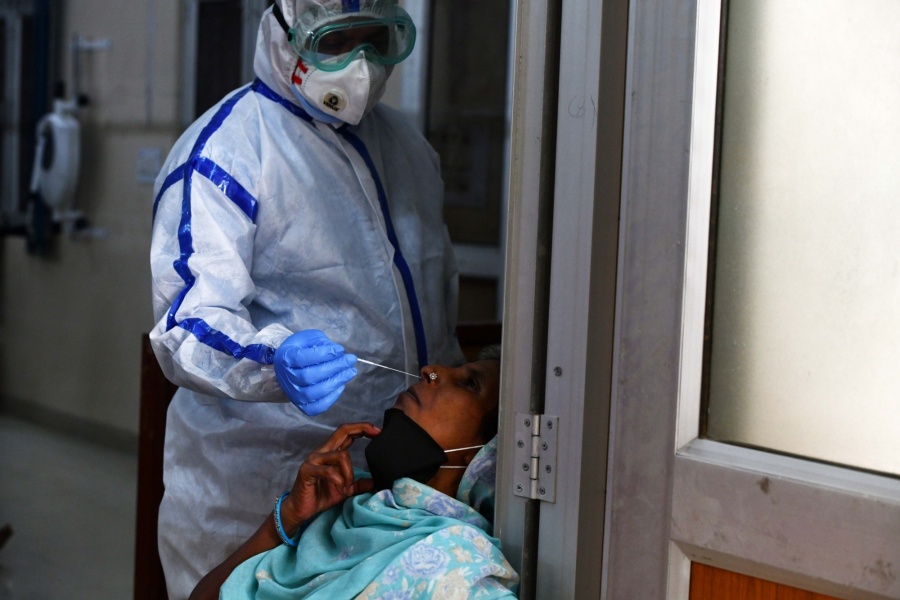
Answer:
[{"xmin": 0, "ymin": 415, "xmax": 136, "ymax": 599}]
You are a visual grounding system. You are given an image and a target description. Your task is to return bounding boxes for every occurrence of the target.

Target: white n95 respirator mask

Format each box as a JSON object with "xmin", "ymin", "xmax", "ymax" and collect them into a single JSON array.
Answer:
[{"xmin": 290, "ymin": 52, "xmax": 388, "ymax": 126}]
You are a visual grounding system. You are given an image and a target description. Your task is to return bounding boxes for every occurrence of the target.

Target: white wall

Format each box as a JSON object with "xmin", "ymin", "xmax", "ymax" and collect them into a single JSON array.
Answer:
[{"xmin": 0, "ymin": 0, "xmax": 182, "ymax": 441}]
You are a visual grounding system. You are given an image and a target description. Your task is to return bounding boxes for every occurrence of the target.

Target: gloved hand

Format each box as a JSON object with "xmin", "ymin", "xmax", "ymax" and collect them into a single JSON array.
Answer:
[{"xmin": 274, "ymin": 330, "xmax": 358, "ymax": 416}]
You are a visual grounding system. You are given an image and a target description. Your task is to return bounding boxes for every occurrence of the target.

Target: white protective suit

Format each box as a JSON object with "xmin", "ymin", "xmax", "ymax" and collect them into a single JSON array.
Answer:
[{"xmin": 149, "ymin": 2, "xmax": 462, "ymax": 597}]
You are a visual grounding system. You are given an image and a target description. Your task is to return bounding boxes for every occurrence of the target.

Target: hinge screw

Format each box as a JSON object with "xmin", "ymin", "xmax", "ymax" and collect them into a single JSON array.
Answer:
[
  {"xmin": 553, "ymin": 367, "xmax": 562, "ymax": 376},
  {"xmin": 540, "ymin": 486, "xmax": 547, "ymax": 495},
  {"xmin": 524, "ymin": 418, "xmax": 531, "ymax": 427},
  {"xmin": 546, "ymin": 420, "xmax": 553, "ymax": 430},
  {"xmin": 517, "ymin": 440, "xmax": 524, "ymax": 448},
  {"xmin": 516, "ymin": 484, "xmax": 523, "ymax": 493},
  {"xmin": 522, "ymin": 463, "xmax": 530, "ymax": 472},
  {"xmin": 542, "ymin": 442, "xmax": 548, "ymax": 451},
  {"xmin": 545, "ymin": 465, "xmax": 552, "ymax": 473}
]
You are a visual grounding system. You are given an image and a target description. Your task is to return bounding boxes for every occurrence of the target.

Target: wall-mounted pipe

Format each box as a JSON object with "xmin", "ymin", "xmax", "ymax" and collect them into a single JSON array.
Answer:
[{"xmin": 71, "ymin": 33, "xmax": 111, "ymax": 105}]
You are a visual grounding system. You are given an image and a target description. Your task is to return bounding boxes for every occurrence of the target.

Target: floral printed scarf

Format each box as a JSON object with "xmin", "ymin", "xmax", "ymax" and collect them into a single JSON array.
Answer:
[{"xmin": 220, "ymin": 438, "xmax": 518, "ymax": 599}]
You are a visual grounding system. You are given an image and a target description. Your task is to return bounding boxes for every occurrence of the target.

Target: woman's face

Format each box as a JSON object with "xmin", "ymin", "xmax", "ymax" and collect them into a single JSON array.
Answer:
[{"xmin": 391, "ymin": 359, "xmax": 500, "ymax": 451}]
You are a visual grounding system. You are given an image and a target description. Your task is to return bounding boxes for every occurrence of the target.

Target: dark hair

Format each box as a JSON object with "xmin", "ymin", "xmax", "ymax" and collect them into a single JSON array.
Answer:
[
  {"xmin": 476, "ymin": 344, "xmax": 502, "ymax": 362},
  {"xmin": 478, "ymin": 406, "xmax": 500, "ymax": 443},
  {"xmin": 476, "ymin": 345, "xmax": 501, "ymax": 442}
]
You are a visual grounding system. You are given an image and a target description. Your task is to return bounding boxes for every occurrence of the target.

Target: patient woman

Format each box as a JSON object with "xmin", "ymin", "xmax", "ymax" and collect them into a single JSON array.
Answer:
[{"xmin": 190, "ymin": 350, "xmax": 518, "ymax": 599}]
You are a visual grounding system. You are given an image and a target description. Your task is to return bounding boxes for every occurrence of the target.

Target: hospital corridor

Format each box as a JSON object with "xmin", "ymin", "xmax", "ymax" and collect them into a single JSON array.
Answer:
[
  {"xmin": 1, "ymin": 0, "xmax": 899, "ymax": 599},
  {"xmin": 0, "ymin": 416, "xmax": 136, "ymax": 598}
]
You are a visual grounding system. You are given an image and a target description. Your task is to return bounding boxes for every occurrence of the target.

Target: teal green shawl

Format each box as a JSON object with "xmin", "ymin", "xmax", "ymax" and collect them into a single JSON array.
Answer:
[{"xmin": 221, "ymin": 438, "xmax": 518, "ymax": 599}]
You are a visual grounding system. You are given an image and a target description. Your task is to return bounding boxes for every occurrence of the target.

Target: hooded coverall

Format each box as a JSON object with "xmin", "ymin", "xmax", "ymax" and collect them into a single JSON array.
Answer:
[{"xmin": 149, "ymin": 1, "xmax": 462, "ymax": 596}]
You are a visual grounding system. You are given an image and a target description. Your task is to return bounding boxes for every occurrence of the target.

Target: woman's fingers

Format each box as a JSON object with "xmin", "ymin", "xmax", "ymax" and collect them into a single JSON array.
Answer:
[
  {"xmin": 302, "ymin": 449, "xmax": 354, "ymax": 488},
  {"xmin": 315, "ymin": 422, "xmax": 381, "ymax": 453},
  {"xmin": 284, "ymin": 461, "xmax": 349, "ymax": 525},
  {"xmin": 305, "ymin": 423, "xmax": 380, "ymax": 490},
  {"xmin": 299, "ymin": 461, "xmax": 351, "ymax": 492},
  {"xmin": 288, "ymin": 423, "xmax": 383, "ymax": 520}
]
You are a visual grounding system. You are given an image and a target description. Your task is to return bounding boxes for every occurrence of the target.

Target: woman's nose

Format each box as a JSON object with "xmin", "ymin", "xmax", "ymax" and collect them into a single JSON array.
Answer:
[{"xmin": 421, "ymin": 365, "xmax": 439, "ymax": 383}]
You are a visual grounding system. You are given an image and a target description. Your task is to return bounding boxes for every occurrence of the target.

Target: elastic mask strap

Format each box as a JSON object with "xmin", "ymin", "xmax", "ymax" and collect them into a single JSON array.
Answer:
[
  {"xmin": 446, "ymin": 444, "xmax": 485, "ymax": 453},
  {"xmin": 438, "ymin": 444, "xmax": 485, "ymax": 469},
  {"xmin": 272, "ymin": 4, "xmax": 292, "ymax": 41}
]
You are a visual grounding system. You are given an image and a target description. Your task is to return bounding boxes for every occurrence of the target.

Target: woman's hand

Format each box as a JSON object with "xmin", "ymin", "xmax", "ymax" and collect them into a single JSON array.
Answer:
[
  {"xmin": 189, "ymin": 422, "xmax": 381, "ymax": 600},
  {"xmin": 280, "ymin": 422, "xmax": 381, "ymax": 535}
]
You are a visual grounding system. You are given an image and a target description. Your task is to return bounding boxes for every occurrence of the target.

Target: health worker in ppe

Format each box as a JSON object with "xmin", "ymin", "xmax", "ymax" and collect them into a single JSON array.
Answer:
[{"xmin": 149, "ymin": 1, "xmax": 463, "ymax": 597}]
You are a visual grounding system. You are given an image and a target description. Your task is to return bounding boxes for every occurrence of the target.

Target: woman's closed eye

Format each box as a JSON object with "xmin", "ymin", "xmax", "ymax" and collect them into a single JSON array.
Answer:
[{"xmin": 463, "ymin": 369, "xmax": 484, "ymax": 393}]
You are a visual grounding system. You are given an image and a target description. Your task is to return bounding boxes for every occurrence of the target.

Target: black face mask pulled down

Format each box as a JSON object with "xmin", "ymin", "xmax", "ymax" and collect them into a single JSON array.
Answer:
[
  {"xmin": 365, "ymin": 409, "xmax": 446, "ymax": 491},
  {"xmin": 365, "ymin": 408, "xmax": 484, "ymax": 491}
]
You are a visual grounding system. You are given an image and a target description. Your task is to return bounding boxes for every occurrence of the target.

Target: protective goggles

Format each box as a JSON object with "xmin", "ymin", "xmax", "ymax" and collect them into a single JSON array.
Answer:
[{"xmin": 290, "ymin": 6, "xmax": 416, "ymax": 72}]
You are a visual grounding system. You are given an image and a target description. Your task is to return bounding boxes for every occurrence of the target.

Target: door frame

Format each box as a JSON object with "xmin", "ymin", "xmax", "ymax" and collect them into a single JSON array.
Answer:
[
  {"xmin": 496, "ymin": 0, "xmax": 626, "ymax": 597},
  {"xmin": 500, "ymin": 0, "xmax": 900, "ymax": 597},
  {"xmin": 601, "ymin": 0, "xmax": 900, "ymax": 598},
  {"xmin": 178, "ymin": 0, "xmax": 267, "ymax": 127}
]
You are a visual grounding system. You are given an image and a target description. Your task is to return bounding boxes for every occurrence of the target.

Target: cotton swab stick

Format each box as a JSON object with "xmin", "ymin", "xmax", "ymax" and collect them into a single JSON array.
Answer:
[{"xmin": 357, "ymin": 358, "xmax": 420, "ymax": 379}]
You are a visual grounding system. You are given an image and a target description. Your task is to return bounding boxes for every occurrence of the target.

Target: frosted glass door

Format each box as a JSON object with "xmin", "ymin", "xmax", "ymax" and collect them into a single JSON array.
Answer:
[{"xmin": 706, "ymin": 0, "xmax": 900, "ymax": 475}]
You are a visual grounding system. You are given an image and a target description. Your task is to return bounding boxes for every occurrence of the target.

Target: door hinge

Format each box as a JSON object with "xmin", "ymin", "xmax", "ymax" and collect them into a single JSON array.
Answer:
[{"xmin": 512, "ymin": 412, "xmax": 558, "ymax": 502}]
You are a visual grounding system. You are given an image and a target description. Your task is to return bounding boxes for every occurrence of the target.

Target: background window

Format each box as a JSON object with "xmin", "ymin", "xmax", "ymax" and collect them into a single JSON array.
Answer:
[{"xmin": 425, "ymin": 0, "xmax": 510, "ymax": 323}]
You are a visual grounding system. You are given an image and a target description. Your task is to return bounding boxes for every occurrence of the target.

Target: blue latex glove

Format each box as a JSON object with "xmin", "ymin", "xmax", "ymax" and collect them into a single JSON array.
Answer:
[{"xmin": 274, "ymin": 330, "xmax": 358, "ymax": 416}]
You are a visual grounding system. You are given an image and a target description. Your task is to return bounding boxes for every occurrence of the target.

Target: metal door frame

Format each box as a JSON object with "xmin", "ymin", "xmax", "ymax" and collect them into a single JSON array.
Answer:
[
  {"xmin": 179, "ymin": 0, "xmax": 267, "ymax": 127},
  {"xmin": 500, "ymin": 0, "xmax": 900, "ymax": 598},
  {"xmin": 602, "ymin": 1, "xmax": 900, "ymax": 598},
  {"xmin": 497, "ymin": 0, "xmax": 627, "ymax": 597}
]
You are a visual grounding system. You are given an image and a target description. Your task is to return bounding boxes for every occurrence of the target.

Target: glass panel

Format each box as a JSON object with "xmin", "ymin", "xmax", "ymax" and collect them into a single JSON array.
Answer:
[
  {"xmin": 0, "ymin": 17, "xmax": 6, "ymax": 206},
  {"xmin": 425, "ymin": 0, "xmax": 511, "ymax": 323},
  {"xmin": 426, "ymin": 0, "xmax": 510, "ymax": 247},
  {"xmin": 195, "ymin": 0, "xmax": 243, "ymax": 118},
  {"xmin": 706, "ymin": 0, "xmax": 900, "ymax": 475}
]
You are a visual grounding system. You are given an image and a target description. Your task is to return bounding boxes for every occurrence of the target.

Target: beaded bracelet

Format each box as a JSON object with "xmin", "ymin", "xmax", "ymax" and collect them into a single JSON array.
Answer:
[{"xmin": 273, "ymin": 491, "xmax": 299, "ymax": 547}]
